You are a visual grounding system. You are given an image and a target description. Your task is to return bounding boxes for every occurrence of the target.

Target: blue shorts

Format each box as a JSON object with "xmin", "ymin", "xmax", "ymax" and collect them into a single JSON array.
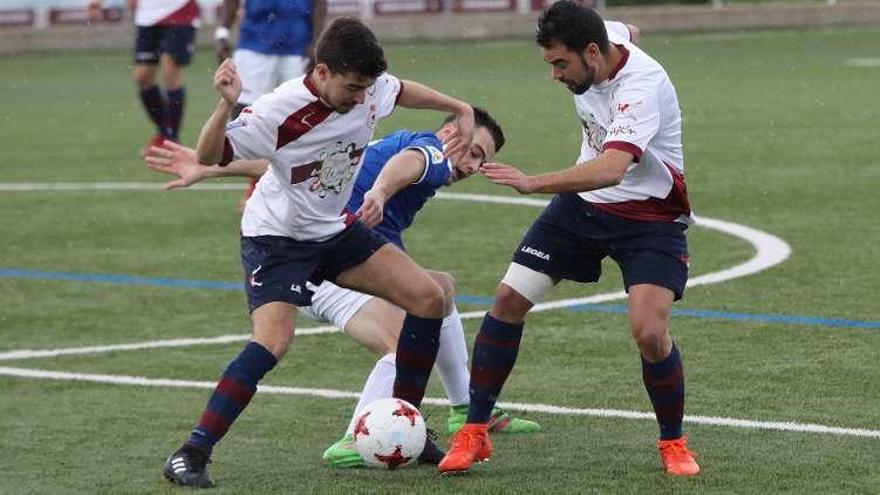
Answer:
[
  {"xmin": 134, "ymin": 25, "xmax": 197, "ymax": 66},
  {"xmin": 240, "ymin": 222, "xmax": 388, "ymax": 312},
  {"xmin": 511, "ymin": 193, "xmax": 689, "ymax": 300}
]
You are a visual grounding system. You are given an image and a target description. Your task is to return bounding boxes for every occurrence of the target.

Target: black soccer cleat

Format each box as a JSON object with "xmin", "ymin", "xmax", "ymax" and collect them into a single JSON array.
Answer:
[
  {"xmin": 163, "ymin": 444, "xmax": 215, "ymax": 488},
  {"xmin": 418, "ymin": 428, "xmax": 446, "ymax": 465}
]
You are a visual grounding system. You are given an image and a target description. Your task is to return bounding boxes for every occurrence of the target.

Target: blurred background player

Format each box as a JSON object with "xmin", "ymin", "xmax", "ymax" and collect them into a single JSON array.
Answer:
[
  {"xmin": 159, "ymin": 17, "xmax": 476, "ymax": 487},
  {"xmin": 88, "ymin": 0, "xmax": 199, "ymax": 150},
  {"xmin": 145, "ymin": 107, "xmax": 542, "ymax": 469},
  {"xmin": 214, "ymin": 0, "xmax": 326, "ymax": 119},
  {"xmin": 439, "ymin": 4, "xmax": 699, "ymax": 476}
]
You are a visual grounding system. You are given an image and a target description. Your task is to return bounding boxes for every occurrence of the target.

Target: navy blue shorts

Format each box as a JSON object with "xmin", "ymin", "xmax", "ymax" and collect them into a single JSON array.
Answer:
[
  {"xmin": 511, "ymin": 193, "xmax": 689, "ymax": 300},
  {"xmin": 134, "ymin": 25, "xmax": 197, "ymax": 66},
  {"xmin": 240, "ymin": 222, "xmax": 389, "ymax": 312}
]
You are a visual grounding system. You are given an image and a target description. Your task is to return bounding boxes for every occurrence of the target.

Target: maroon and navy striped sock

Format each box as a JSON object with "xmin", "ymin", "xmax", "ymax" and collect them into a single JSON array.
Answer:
[
  {"xmin": 392, "ymin": 313, "xmax": 442, "ymax": 409},
  {"xmin": 642, "ymin": 343, "xmax": 685, "ymax": 440},
  {"xmin": 138, "ymin": 85, "xmax": 166, "ymax": 136},
  {"xmin": 466, "ymin": 313, "xmax": 523, "ymax": 424},
  {"xmin": 186, "ymin": 342, "xmax": 277, "ymax": 452},
  {"xmin": 165, "ymin": 87, "xmax": 186, "ymax": 141}
]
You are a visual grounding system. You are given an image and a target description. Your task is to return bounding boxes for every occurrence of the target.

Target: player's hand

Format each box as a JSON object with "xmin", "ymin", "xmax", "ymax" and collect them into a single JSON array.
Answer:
[
  {"xmin": 481, "ymin": 162, "xmax": 537, "ymax": 194},
  {"xmin": 441, "ymin": 106, "xmax": 474, "ymax": 165},
  {"xmin": 214, "ymin": 59, "xmax": 242, "ymax": 105},
  {"xmin": 356, "ymin": 189, "xmax": 385, "ymax": 228},
  {"xmin": 144, "ymin": 141, "xmax": 209, "ymax": 190}
]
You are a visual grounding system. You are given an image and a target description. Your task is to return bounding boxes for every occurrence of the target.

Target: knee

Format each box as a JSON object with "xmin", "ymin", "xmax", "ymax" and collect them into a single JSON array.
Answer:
[
  {"xmin": 410, "ymin": 282, "xmax": 449, "ymax": 319},
  {"xmin": 133, "ymin": 66, "xmax": 154, "ymax": 87},
  {"xmin": 433, "ymin": 272, "xmax": 456, "ymax": 313},
  {"xmin": 630, "ymin": 319, "xmax": 671, "ymax": 361},
  {"xmin": 490, "ymin": 284, "xmax": 532, "ymax": 324}
]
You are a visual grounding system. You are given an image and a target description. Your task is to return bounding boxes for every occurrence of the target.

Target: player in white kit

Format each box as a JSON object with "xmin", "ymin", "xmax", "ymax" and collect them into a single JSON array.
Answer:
[
  {"xmin": 161, "ymin": 17, "xmax": 476, "ymax": 488},
  {"xmin": 440, "ymin": 3, "xmax": 700, "ymax": 476}
]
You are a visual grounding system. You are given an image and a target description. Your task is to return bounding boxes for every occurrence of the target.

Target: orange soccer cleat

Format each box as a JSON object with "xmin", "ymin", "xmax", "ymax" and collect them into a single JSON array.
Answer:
[
  {"xmin": 658, "ymin": 436, "xmax": 700, "ymax": 476},
  {"xmin": 437, "ymin": 423, "xmax": 492, "ymax": 474}
]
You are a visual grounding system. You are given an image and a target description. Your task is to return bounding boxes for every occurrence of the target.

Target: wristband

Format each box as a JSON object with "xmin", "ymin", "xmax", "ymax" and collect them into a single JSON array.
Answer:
[{"xmin": 214, "ymin": 26, "xmax": 230, "ymax": 41}]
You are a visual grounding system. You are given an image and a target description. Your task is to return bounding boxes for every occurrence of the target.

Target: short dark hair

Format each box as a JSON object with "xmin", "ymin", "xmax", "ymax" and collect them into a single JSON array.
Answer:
[
  {"xmin": 442, "ymin": 106, "xmax": 505, "ymax": 153},
  {"xmin": 315, "ymin": 17, "xmax": 387, "ymax": 78},
  {"xmin": 536, "ymin": 0, "xmax": 609, "ymax": 54}
]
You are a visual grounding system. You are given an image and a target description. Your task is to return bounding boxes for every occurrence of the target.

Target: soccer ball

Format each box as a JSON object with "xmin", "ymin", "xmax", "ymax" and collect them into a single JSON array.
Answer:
[{"xmin": 352, "ymin": 398, "xmax": 426, "ymax": 469}]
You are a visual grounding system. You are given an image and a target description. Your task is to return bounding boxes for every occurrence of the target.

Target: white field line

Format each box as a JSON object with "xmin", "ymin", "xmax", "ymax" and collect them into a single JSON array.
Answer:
[
  {"xmin": 0, "ymin": 326, "xmax": 339, "ymax": 362},
  {"xmin": 1, "ymin": 366, "xmax": 877, "ymax": 440},
  {"xmin": 0, "ymin": 190, "xmax": 791, "ymax": 360},
  {"xmin": 844, "ymin": 58, "xmax": 880, "ymax": 68}
]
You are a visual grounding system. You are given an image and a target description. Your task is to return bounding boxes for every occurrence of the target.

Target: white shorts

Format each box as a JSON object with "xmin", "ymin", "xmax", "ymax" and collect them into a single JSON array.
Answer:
[
  {"xmin": 233, "ymin": 49, "xmax": 309, "ymax": 105},
  {"xmin": 299, "ymin": 281, "xmax": 374, "ymax": 330}
]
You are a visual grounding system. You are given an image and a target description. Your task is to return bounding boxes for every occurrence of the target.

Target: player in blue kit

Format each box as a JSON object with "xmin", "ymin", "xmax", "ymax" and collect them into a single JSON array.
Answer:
[
  {"xmin": 145, "ymin": 107, "xmax": 542, "ymax": 469},
  {"xmin": 215, "ymin": 0, "xmax": 327, "ymax": 118}
]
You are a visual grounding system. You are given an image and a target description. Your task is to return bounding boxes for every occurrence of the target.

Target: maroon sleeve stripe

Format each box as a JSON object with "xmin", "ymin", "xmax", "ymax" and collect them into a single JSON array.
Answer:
[
  {"xmin": 220, "ymin": 137, "xmax": 234, "ymax": 166},
  {"xmin": 604, "ymin": 141, "xmax": 642, "ymax": 161}
]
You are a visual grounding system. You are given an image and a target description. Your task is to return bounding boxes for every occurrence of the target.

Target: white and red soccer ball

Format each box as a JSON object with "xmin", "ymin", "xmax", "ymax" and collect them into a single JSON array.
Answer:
[{"xmin": 352, "ymin": 398, "xmax": 426, "ymax": 469}]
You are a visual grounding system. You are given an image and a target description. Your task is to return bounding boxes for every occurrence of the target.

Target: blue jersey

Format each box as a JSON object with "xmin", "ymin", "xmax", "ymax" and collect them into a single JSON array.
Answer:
[
  {"xmin": 347, "ymin": 130, "xmax": 451, "ymax": 250},
  {"xmin": 237, "ymin": 0, "xmax": 314, "ymax": 56}
]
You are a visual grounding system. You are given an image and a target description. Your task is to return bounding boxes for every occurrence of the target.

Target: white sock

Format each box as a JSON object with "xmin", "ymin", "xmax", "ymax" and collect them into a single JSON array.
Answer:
[
  {"xmin": 346, "ymin": 352, "xmax": 396, "ymax": 435},
  {"xmin": 435, "ymin": 305, "xmax": 470, "ymax": 407}
]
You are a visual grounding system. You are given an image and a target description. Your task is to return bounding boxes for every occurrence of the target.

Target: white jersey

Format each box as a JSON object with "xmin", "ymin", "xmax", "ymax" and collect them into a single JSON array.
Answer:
[
  {"xmin": 225, "ymin": 73, "xmax": 402, "ymax": 241},
  {"xmin": 574, "ymin": 22, "xmax": 692, "ymax": 224},
  {"xmin": 135, "ymin": 0, "xmax": 200, "ymax": 27}
]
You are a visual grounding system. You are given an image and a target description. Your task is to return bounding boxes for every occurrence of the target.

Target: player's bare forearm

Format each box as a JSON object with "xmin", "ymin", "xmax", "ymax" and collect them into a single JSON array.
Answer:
[
  {"xmin": 397, "ymin": 80, "xmax": 470, "ymax": 116},
  {"xmin": 221, "ymin": 0, "xmax": 239, "ymax": 28},
  {"xmin": 311, "ymin": 0, "xmax": 327, "ymax": 38},
  {"xmin": 530, "ymin": 150, "xmax": 632, "ymax": 194},
  {"xmin": 196, "ymin": 99, "xmax": 234, "ymax": 164},
  {"xmin": 370, "ymin": 149, "xmax": 426, "ymax": 201},
  {"xmin": 215, "ymin": 159, "xmax": 268, "ymax": 179}
]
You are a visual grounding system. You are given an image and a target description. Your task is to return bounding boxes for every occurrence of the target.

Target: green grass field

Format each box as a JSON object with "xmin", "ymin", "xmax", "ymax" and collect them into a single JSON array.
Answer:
[{"xmin": 1, "ymin": 26, "xmax": 879, "ymax": 493}]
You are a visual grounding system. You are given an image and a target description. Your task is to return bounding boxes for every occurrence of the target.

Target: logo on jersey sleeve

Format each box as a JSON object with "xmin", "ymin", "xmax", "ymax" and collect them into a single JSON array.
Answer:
[
  {"xmin": 426, "ymin": 146, "xmax": 444, "ymax": 165},
  {"xmin": 290, "ymin": 141, "xmax": 366, "ymax": 198}
]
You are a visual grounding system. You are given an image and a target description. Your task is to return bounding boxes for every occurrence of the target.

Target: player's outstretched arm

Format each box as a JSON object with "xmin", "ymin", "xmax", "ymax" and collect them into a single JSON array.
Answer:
[
  {"xmin": 356, "ymin": 149, "xmax": 426, "ymax": 227},
  {"xmin": 145, "ymin": 141, "xmax": 267, "ymax": 190},
  {"xmin": 214, "ymin": 0, "xmax": 240, "ymax": 64},
  {"xmin": 395, "ymin": 81, "xmax": 474, "ymax": 163},
  {"xmin": 197, "ymin": 59, "xmax": 242, "ymax": 164},
  {"xmin": 481, "ymin": 149, "xmax": 633, "ymax": 195}
]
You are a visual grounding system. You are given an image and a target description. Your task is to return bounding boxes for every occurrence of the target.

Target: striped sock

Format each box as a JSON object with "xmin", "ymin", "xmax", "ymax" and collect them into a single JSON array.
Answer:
[
  {"xmin": 642, "ymin": 343, "xmax": 685, "ymax": 440},
  {"xmin": 392, "ymin": 313, "xmax": 442, "ymax": 409},
  {"xmin": 186, "ymin": 342, "xmax": 277, "ymax": 452},
  {"xmin": 467, "ymin": 313, "xmax": 523, "ymax": 424}
]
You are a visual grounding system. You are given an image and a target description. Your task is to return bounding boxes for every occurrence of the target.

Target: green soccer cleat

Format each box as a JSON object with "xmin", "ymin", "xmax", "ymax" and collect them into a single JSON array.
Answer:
[
  {"xmin": 447, "ymin": 405, "xmax": 542, "ymax": 435},
  {"xmin": 321, "ymin": 433, "xmax": 366, "ymax": 468}
]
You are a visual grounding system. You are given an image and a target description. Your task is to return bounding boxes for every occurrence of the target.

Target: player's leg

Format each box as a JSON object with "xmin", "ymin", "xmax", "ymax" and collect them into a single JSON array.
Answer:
[
  {"xmin": 157, "ymin": 25, "xmax": 196, "ymax": 142},
  {"xmin": 163, "ymin": 236, "xmax": 316, "ymax": 487},
  {"xmin": 334, "ymin": 240, "xmax": 450, "ymax": 413},
  {"xmin": 133, "ymin": 26, "xmax": 166, "ymax": 148},
  {"xmin": 616, "ymin": 242, "xmax": 698, "ymax": 476},
  {"xmin": 441, "ymin": 194, "xmax": 596, "ymax": 474}
]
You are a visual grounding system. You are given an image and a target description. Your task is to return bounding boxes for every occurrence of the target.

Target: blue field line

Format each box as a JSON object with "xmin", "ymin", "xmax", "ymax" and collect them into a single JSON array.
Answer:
[
  {"xmin": 570, "ymin": 304, "xmax": 880, "ymax": 329},
  {"xmin": 2, "ymin": 268, "xmax": 879, "ymax": 329}
]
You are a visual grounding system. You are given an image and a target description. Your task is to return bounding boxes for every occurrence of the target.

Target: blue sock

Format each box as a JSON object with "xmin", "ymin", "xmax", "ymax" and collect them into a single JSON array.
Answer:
[
  {"xmin": 392, "ymin": 313, "xmax": 442, "ymax": 409},
  {"xmin": 642, "ymin": 344, "xmax": 685, "ymax": 440},
  {"xmin": 186, "ymin": 342, "xmax": 277, "ymax": 452},
  {"xmin": 467, "ymin": 313, "xmax": 523, "ymax": 424}
]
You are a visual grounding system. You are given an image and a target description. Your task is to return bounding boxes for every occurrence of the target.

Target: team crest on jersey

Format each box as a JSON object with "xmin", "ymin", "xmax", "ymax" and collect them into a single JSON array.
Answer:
[
  {"xmin": 291, "ymin": 141, "xmax": 366, "ymax": 198},
  {"xmin": 581, "ymin": 113, "xmax": 607, "ymax": 153}
]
